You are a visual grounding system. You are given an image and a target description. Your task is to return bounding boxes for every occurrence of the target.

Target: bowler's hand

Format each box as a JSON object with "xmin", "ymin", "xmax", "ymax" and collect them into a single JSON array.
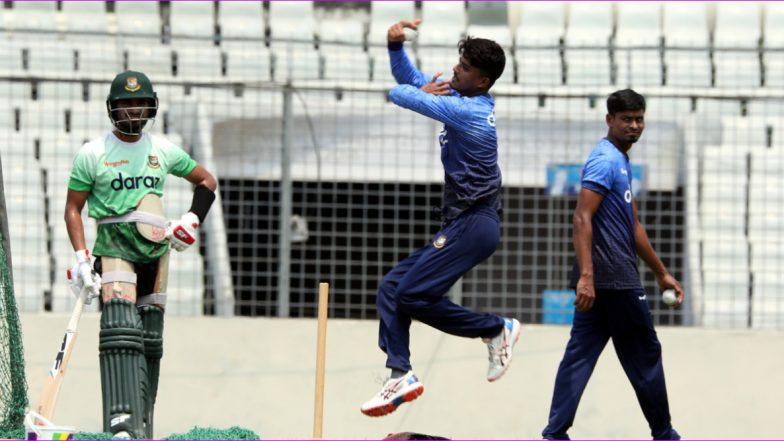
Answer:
[
  {"xmin": 388, "ymin": 19, "xmax": 421, "ymax": 43},
  {"xmin": 574, "ymin": 275, "xmax": 595, "ymax": 312},
  {"xmin": 658, "ymin": 273, "xmax": 685, "ymax": 307},
  {"xmin": 421, "ymin": 73, "xmax": 451, "ymax": 96}
]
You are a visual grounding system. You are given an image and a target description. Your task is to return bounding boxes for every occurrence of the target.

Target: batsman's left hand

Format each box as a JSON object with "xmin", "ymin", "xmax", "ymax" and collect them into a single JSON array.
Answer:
[
  {"xmin": 166, "ymin": 212, "xmax": 200, "ymax": 252},
  {"xmin": 67, "ymin": 250, "xmax": 101, "ymax": 305}
]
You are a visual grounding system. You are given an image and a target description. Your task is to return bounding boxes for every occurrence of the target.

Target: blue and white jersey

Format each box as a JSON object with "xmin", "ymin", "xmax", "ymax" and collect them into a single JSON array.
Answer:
[
  {"xmin": 576, "ymin": 138, "xmax": 642, "ymax": 289},
  {"xmin": 387, "ymin": 43, "xmax": 502, "ymax": 221}
]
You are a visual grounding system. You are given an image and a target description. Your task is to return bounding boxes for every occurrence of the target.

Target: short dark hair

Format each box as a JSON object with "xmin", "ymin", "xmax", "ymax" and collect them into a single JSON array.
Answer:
[
  {"xmin": 607, "ymin": 89, "xmax": 646, "ymax": 115},
  {"xmin": 458, "ymin": 36, "xmax": 506, "ymax": 87}
]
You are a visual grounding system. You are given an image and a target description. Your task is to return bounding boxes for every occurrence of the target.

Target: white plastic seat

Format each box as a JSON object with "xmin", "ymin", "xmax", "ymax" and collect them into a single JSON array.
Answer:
[
  {"xmin": 61, "ymin": 1, "xmax": 109, "ymax": 36},
  {"xmin": 268, "ymin": 1, "xmax": 315, "ymax": 46},
  {"xmin": 7, "ymin": 1, "xmax": 59, "ymax": 33},
  {"xmin": 170, "ymin": 1, "xmax": 215, "ymax": 41},
  {"xmin": 751, "ymin": 272, "xmax": 784, "ymax": 329},
  {"xmin": 270, "ymin": 45, "xmax": 323, "ymax": 82},
  {"xmin": 26, "ymin": 42, "xmax": 78, "ymax": 78},
  {"xmin": 0, "ymin": 43, "xmax": 25, "ymax": 77},
  {"xmin": 223, "ymin": 43, "xmax": 272, "ymax": 82},
  {"xmin": 419, "ymin": 2, "xmax": 466, "ymax": 46},
  {"xmin": 714, "ymin": 51, "xmax": 761, "ymax": 88},
  {"xmin": 173, "ymin": 44, "xmax": 223, "ymax": 82},
  {"xmin": 564, "ymin": 2, "xmax": 612, "ymax": 47},
  {"xmin": 321, "ymin": 46, "xmax": 371, "ymax": 82},
  {"xmin": 715, "ymin": 2, "xmax": 761, "ymax": 49},
  {"xmin": 218, "ymin": 1, "xmax": 264, "ymax": 41},
  {"xmin": 367, "ymin": 1, "xmax": 416, "ymax": 49},
  {"xmin": 664, "ymin": 50, "xmax": 711, "ymax": 87},
  {"xmin": 114, "ymin": 1, "xmax": 161, "ymax": 38},
  {"xmin": 701, "ymin": 270, "xmax": 750, "ymax": 329},
  {"xmin": 662, "ymin": 2, "xmax": 709, "ymax": 48},
  {"xmin": 615, "ymin": 49, "xmax": 662, "ymax": 87},
  {"xmin": 515, "ymin": 2, "xmax": 564, "ymax": 46},
  {"xmin": 615, "ymin": 3, "xmax": 662, "ymax": 47},
  {"xmin": 125, "ymin": 46, "xmax": 174, "ymax": 81},
  {"xmin": 564, "ymin": 49, "xmax": 611, "ymax": 86},
  {"xmin": 318, "ymin": 15, "xmax": 365, "ymax": 46}
]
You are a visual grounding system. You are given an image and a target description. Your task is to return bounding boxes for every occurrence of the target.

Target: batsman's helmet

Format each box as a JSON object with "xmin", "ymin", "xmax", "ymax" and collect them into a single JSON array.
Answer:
[{"xmin": 106, "ymin": 70, "xmax": 158, "ymax": 136}]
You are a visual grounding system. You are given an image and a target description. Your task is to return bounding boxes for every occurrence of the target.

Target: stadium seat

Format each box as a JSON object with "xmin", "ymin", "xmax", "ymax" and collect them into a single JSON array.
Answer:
[
  {"xmin": 321, "ymin": 45, "xmax": 371, "ymax": 82},
  {"xmin": 466, "ymin": 2, "xmax": 512, "ymax": 50},
  {"xmin": 268, "ymin": 1, "xmax": 316, "ymax": 46},
  {"xmin": 26, "ymin": 42, "xmax": 78, "ymax": 78},
  {"xmin": 664, "ymin": 50, "xmax": 712, "ymax": 88},
  {"xmin": 615, "ymin": 3, "xmax": 662, "ymax": 46},
  {"xmin": 217, "ymin": 0, "xmax": 264, "ymax": 41},
  {"xmin": 367, "ymin": 1, "xmax": 416, "ymax": 49},
  {"xmin": 169, "ymin": 1, "xmax": 216, "ymax": 42},
  {"xmin": 6, "ymin": 1, "xmax": 60, "ymax": 34},
  {"xmin": 270, "ymin": 45, "xmax": 323, "ymax": 82},
  {"xmin": 0, "ymin": 43, "xmax": 26, "ymax": 77},
  {"xmin": 419, "ymin": 2, "xmax": 466, "ymax": 46},
  {"xmin": 223, "ymin": 42, "xmax": 272, "ymax": 82},
  {"xmin": 563, "ymin": 3, "xmax": 613, "ymax": 86},
  {"xmin": 751, "ymin": 273, "xmax": 784, "ymax": 329},
  {"xmin": 114, "ymin": 1, "xmax": 161, "ymax": 39},
  {"xmin": 662, "ymin": 2, "xmax": 709, "ymax": 48},
  {"xmin": 701, "ymin": 269, "xmax": 750, "ymax": 329},
  {"xmin": 514, "ymin": 3, "xmax": 565, "ymax": 86},
  {"xmin": 318, "ymin": 12, "xmax": 365, "ymax": 46},
  {"xmin": 61, "ymin": 1, "xmax": 110, "ymax": 36},
  {"xmin": 614, "ymin": 3, "xmax": 662, "ymax": 87},
  {"xmin": 173, "ymin": 44, "xmax": 223, "ymax": 82},
  {"xmin": 125, "ymin": 46, "xmax": 175, "ymax": 81}
]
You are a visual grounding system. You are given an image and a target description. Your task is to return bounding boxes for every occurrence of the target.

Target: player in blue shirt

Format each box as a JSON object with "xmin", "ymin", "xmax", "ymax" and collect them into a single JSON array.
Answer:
[
  {"xmin": 361, "ymin": 19, "xmax": 521, "ymax": 417},
  {"xmin": 542, "ymin": 89, "xmax": 684, "ymax": 440}
]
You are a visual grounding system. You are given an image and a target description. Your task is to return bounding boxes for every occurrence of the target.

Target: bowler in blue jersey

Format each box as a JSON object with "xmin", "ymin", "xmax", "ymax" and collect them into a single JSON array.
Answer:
[
  {"xmin": 360, "ymin": 19, "xmax": 521, "ymax": 418},
  {"xmin": 542, "ymin": 89, "xmax": 684, "ymax": 440}
]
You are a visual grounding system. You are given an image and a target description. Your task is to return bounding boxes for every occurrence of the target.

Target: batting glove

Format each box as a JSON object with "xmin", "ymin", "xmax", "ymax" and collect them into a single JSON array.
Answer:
[
  {"xmin": 67, "ymin": 249, "xmax": 101, "ymax": 305},
  {"xmin": 166, "ymin": 212, "xmax": 200, "ymax": 252}
]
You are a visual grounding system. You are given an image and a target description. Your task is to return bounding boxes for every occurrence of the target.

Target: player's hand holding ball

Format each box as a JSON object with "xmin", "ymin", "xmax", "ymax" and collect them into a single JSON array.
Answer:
[
  {"xmin": 166, "ymin": 212, "xmax": 200, "ymax": 252},
  {"xmin": 388, "ymin": 19, "xmax": 420, "ymax": 43},
  {"xmin": 67, "ymin": 249, "xmax": 101, "ymax": 304},
  {"xmin": 661, "ymin": 289, "xmax": 677, "ymax": 306}
]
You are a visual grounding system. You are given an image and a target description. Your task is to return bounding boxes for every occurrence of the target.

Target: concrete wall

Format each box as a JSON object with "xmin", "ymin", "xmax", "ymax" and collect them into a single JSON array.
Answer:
[{"xmin": 21, "ymin": 313, "xmax": 784, "ymax": 440}]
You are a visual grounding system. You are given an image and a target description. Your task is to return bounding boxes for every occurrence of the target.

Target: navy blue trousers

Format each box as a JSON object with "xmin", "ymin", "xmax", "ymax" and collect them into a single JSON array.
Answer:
[
  {"xmin": 542, "ymin": 288, "xmax": 679, "ymax": 440},
  {"xmin": 376, "ymin": 206, "xmax": 505, "ymax": 372}
]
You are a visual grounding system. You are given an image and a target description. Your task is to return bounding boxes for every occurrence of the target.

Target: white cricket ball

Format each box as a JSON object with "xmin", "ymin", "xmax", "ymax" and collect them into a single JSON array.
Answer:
[
  {"xmin": 403, "ymin": 28, "xmax": 418, "ymax": 42},
  {"xmin": 662, "ymin": 289, "xmax": 678, "ymax": 306}
]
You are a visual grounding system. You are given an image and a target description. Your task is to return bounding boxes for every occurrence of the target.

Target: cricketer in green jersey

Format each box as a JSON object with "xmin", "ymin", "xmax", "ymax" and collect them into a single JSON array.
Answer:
[{"xmin": 64, "ymin": 71, "xmax": 218, "ymax": 439}]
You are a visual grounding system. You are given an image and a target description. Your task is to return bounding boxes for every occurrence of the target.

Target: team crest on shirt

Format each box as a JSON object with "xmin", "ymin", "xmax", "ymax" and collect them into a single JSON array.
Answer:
[
  {"xmin": 433, "ymin": 235, "xmax": 447, "ymax": 249},
  {"xmin": 125, "ymin": 76, "xmax": 141, "ymax": 92},
  {"xmin": 147, "ymin": 155, "xmax": 160, "ymax": 169}
]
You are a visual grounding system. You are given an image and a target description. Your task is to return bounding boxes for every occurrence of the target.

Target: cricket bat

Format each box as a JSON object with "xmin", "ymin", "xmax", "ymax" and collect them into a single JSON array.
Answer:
[{"xmin": 34, "ymin": 292, "xmax": 86, "ymax": 420}]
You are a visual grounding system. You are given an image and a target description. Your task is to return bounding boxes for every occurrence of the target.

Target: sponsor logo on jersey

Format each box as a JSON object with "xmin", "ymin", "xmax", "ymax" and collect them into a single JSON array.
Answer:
[
  {"xmin": 487, "ymin": 112, "xmax": 496, "ymax": 127},
  {"xmin": 104, "ymin": 159, "xmax": 129, "ymax": 168},
  {"xmin": 624, "ymin": 189, "xmax": 632, "ymax": 203},
  {"xmin": 147, "ymin": 155, "xmax": 160, "ymax": 169},
  {"xmin": 125, "ymin": 76, "xmax": 140, "ymax": 92},
  {"xmin": 110, "ymin": 172, "xmax": 161, "ymax": 191},
  {"xmin": 439, "ymin": 128, "xmax": 448, "ymax": 148},
  {"xmin": 433, "ymin": 235, "xmax": 447, "ymax": 249},
  {"xmin": 620, "ymin": 168, "xmax": 628, "ymax": 176}
]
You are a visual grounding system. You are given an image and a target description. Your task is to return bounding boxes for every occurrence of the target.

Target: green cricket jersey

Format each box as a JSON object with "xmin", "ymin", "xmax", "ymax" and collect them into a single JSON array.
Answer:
[{"xmin": 69, "ymin": 132, "xmax": 197, "ymax": 263}]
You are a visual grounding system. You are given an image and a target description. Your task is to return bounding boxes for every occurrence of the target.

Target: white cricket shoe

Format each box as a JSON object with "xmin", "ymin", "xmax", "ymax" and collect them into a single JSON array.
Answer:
[
  {"xmin": 483, "ymin": 318, "xmax": 521, "ymax": 382},
  {"xmin": 360, "ymin": 371, "xmax": 424, "ymax": 417}
]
